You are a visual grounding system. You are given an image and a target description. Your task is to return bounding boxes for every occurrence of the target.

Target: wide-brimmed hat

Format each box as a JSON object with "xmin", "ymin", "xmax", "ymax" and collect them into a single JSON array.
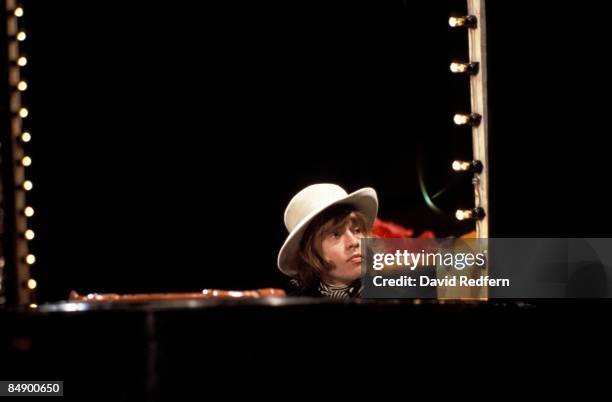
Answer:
[{"xmin": 277, "ymin": 183, "xmax": 378, "ymax": 277}]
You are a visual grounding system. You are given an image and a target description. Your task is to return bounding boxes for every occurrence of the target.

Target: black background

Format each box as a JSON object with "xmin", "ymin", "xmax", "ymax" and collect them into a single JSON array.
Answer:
[{"xmin": 15, "ymin": 0, "xmax": 611, "ymax": 302}]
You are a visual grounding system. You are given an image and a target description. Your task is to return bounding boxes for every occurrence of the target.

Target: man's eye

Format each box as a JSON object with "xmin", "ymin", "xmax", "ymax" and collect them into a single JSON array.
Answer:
[
  {"xmin": 332, "ymin": 232, "xmax": 340, "ymax": 238},
  {"xmin": 353, "ymin": 227, "xmax": 361, "ymax": 233}
]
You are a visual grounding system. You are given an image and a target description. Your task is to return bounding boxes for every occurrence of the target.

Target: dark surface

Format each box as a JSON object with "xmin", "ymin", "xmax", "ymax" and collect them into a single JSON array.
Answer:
[{"xmin": 1, "ymin": 298, "xmax": 609, "ymax": 400}]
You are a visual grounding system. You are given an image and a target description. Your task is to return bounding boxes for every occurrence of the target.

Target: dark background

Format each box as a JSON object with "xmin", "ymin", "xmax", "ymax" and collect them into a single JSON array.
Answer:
[
  {"xmin": 16, "ymin": 0, "xmax": 610, "ymax": 302},
  {"xmin": 486, "ymin": 1, "xmax": 610, "ymax": 238}
]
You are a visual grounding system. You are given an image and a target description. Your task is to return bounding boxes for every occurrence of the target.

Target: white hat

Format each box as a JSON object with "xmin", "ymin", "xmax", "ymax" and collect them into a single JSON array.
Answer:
[{"xmin": 277, "ymin": 183, "xmax": 378, "ymax": 277}]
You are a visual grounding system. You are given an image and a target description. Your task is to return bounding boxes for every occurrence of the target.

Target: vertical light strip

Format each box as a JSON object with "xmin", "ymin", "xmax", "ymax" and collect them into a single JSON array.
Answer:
[{"xmin": 467, "ymin": 0, "xmax": 489, "ymax": 239}]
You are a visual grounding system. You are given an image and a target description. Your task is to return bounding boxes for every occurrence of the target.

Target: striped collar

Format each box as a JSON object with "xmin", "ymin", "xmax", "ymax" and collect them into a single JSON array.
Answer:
[{"xmin": 318, "ymin": 280, "xmax": 361, "ymax": 299}]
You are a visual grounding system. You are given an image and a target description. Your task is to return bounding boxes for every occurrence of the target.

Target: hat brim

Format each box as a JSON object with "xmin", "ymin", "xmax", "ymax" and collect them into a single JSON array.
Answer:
[{"xmin": 277, "ymin": 187, "xmax": 378, "ymax": 277}]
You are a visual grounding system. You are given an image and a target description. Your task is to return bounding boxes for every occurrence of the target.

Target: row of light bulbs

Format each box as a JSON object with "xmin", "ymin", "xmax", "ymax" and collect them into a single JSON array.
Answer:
[
  {"xmin": 11, "ymin": 4, "xmax": 37, "ymax": 297},
  {"xmin": 449, "ymin": 13, "xmax": 485, "ymax": 223}
]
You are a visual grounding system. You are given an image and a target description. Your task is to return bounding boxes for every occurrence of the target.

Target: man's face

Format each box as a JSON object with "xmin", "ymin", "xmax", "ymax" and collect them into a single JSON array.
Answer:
[{"xmin": 320, "ymin": 213, "xmax": 364, "ymax": 286}]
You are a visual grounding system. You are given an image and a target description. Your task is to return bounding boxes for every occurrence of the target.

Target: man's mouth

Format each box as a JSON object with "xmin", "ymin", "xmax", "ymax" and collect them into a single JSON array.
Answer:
[{"xmin": 347, "ymin": 254, "xmax": 362, "ymax": 262}]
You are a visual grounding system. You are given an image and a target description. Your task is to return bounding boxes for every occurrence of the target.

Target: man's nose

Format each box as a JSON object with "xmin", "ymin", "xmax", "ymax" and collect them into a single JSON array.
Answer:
[{"xmin": 344, "ymin": 230, "xmax": 360, "ymax": 248}]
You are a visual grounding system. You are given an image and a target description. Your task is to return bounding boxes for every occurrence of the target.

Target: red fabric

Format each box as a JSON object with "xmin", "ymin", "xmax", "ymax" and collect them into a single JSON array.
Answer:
[{"xmin": 371, "ymin": 218, "xmax": 435, "ymax": 239}]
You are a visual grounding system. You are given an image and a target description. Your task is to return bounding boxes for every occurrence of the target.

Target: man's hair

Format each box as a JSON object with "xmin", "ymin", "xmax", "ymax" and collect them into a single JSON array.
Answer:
[{"xmin": 294, "ymin": 204, "xmax": 369, "ymax": 290}]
